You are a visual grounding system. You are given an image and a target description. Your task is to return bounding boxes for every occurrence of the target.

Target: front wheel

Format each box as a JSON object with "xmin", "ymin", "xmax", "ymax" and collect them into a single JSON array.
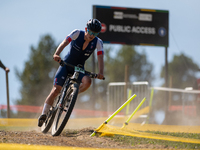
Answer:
[
  {"xmin": 41, "ymin": 107, "xmax": 57, "ymax": 133},
  {"xmin": 41, "ymin": 95, "xmax": 60, "ymax": 133},
  {"xmin": 51, "ymin": 83, "xmax": 79, "ymax": 136}
]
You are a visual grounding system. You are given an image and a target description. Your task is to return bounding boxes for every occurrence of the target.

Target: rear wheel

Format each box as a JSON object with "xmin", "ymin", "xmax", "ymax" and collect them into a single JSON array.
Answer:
[{"xmin": 51, "ymin": 83, "xmax": 79, "ymax": 136}]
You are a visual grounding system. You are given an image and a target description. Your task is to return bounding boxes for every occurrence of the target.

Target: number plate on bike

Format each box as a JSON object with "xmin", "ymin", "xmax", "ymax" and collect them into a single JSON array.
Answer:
[{"xmin": 74, "ymin": 66, "xmax": 85, "ymax": 74}]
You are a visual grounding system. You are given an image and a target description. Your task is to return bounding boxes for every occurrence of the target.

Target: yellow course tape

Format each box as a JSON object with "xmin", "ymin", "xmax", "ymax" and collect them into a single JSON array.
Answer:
[
  {"xmin": 0, "ymin": 117, "xmax": 125, "ymax": 131},
  {"xmin": 98, "ymin": 124, "xmax": 200, "ymax": 144},
  {"xmin": 0, "ymin": 143, "xmax": 136, "ymax": 150},
  {"xmin": 0, "ymin": 143, "xmax": 76, "ymax": 150},
  {"xmin": 0, "ymin": 119, "xmax": 37, "ymax": 127}
]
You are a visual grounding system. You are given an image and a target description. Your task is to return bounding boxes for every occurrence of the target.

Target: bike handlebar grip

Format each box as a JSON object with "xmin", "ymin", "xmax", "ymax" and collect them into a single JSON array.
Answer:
[
  {"xmin": 90, "ymin": 74, "xmax": 96, "ymax": 78},
  {"xmin": 94, "ymin": 74, "xmax": 97, "ymax": 78},
  {"xmin": 92, "ymin": 74, "xmax": 105, "ymax": 80},
  {"xmin": 60, "ymin": 60, "xmax": 65, "ymax": 66}
]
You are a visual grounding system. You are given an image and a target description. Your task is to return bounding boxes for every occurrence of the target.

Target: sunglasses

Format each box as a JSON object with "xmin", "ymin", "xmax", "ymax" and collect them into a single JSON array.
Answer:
[{"xmin": 87, "ymin": 29, "xmax": 99, "ymax": 36}]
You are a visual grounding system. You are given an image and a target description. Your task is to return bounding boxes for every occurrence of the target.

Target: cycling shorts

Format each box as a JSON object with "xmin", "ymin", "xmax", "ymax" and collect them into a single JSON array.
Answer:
[{"xmin": 53, "ymin": 64, "xmax": 85, "ymax": 87}]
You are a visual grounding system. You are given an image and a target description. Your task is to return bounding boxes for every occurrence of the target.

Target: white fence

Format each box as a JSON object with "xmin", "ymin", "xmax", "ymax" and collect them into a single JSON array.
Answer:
[{"xmin": 107, "ymin": 81, "xmax": 149, "ymax": 115}]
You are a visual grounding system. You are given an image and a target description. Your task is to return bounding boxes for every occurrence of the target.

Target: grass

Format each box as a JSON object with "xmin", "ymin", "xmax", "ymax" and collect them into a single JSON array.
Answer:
[
  {"xmin": 147, "ymin": 131, "xmax": 200, "ymax": 139},
  {"xmin": 108, "ymin": 131, "xmax": 200, "ymax": 149}
]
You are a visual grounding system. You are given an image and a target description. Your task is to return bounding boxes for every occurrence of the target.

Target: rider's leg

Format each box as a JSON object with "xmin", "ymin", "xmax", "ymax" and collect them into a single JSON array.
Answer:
[
  {"xmin": 38, "ymin": 64, "xmax": 67, "ymax": 127},
  {"xmin": 42, "ymin": 84, "xmax": 62, "ymax": 115},
  {"xmin": 38, "ymin": 84, "xmax": 62, "ymax": 127},
  {"xmin": 79, "ymin": 76, "xmax": 91, "ymax": 93}
]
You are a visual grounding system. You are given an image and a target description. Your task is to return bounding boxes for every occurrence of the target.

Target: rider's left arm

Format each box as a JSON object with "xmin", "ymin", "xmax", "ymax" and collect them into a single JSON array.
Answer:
[{"xmin": 97, "ymin": 54, "xmax": 104, "ymax": 79}]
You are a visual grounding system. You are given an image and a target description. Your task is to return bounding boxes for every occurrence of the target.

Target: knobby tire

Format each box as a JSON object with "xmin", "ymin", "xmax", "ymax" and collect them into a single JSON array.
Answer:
[
  {"xmin": 41, "ymin": 107, "xmax": 57, "ymax": 133},
  {"xmin": 51, "ymin": 83, "xmax": 79, "ymax": 136},
  {"xmin": 41, "ymin": 96, "xmax": 60, "ymax": 133}
]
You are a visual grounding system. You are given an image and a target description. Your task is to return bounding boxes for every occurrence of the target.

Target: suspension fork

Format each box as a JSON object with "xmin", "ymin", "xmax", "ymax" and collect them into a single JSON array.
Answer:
[{"xmin": 58, "ymin": 79, "xmax": 71, "ymax": 109}]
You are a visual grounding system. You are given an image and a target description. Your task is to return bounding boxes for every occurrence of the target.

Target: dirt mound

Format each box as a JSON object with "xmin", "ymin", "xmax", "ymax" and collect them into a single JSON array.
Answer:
[{"xmin": 0, "ymin": 127, "xmax": 166, "ymax": 149}]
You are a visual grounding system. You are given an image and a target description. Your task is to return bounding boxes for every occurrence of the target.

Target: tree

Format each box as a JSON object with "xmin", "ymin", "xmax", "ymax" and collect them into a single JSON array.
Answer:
[
  {"xmin": 15, "ymin": 34, "xmax": 58, "ymax": 108},
  {"xmin": 104, "ymin": 45, "xmax": 154, "ymax": 83},
  {"xmin": 160, "ymin": 53, "xmax": 199, "ymax": 89}
]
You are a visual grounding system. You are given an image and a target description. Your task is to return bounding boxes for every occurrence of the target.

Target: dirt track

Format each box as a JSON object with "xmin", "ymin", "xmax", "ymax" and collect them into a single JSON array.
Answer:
[{"xmin": 0, "ymin": 127, "xmax": 169, "ymax": 149}]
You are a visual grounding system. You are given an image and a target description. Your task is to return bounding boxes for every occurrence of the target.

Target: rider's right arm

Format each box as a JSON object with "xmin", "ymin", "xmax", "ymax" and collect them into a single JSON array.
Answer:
[
  {"xmin": 53, "ymin": 39, "xmax": 70, "ymax": 62},
  {"xmin": 54, "ymin": 39, "xmax": 70, "ymax": 56},
  {"xmin": 53, "ymin": 29, "xmax": 80, "ymax": 62},
  {"xmin": 54, "ymin": 29, "xmax": 80, "ymax": 56}
]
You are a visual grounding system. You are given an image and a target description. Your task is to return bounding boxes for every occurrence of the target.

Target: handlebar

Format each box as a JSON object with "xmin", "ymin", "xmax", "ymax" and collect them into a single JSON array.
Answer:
[{"xmin": 59, "ymin": 60, "xmax": 105, "ymax": 80}]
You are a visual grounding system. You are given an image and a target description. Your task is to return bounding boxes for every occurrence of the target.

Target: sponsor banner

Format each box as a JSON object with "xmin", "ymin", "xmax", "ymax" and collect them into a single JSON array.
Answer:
[{"xmin": 93, "ymin": 5, "xmax": 169, "ymax": 46}]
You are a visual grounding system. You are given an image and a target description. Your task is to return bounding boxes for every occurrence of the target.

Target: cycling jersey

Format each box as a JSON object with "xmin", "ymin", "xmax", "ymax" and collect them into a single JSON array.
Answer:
[
  {"xmin": 64, "ymin": 29, "xmax": 104, "ymax": 66},
  {"xmin": 54, "ymin": 29, "xmax": 104, "ymax": 86}
]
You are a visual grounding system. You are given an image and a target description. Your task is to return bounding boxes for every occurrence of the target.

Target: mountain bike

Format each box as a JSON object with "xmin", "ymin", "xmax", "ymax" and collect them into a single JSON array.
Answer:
[{"xmin": 41, "ymin": 60, "xmax": 105, "ymax": 136}]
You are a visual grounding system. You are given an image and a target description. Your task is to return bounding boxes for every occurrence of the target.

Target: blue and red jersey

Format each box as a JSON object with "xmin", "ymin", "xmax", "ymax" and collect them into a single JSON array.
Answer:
[
  {"xmin": 64, "ymin": 29, "xmax": 104, "ymax": 66},
  {"xmin": 54, "ymin": 29, "xmax": 104, "ymax": 86}
]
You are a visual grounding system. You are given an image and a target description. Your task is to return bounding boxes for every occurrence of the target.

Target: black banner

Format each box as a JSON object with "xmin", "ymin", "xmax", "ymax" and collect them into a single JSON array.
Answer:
[{"xmin": 93, "ymin": 5, "xmax": 169, "ymax": 47}]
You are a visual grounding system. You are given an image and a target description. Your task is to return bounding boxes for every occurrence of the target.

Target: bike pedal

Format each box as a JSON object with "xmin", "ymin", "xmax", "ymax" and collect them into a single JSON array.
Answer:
[{"xmin": 63, "ymin": 109, "xmax": 67, "ymax": 112}]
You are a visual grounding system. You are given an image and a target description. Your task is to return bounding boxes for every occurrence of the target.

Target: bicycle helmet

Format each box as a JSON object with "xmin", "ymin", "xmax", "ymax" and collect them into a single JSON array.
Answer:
[{"xmin": 86, "ymin": 19, "xmax": 102, "ymax": 33}]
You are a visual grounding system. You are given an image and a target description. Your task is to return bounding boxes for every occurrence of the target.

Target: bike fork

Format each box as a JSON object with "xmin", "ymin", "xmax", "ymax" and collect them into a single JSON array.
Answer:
[
  {"xmin": 58, "ymin": 81, "xmax": 70, "ymax": 110},
  {"xmin": 58, "ymin": 88, "xmax": 67, "ymax": 108}
]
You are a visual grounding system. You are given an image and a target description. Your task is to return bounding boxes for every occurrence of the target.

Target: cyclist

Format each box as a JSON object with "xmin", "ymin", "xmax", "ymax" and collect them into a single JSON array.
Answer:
[{"xmin": 38, "ymin": 19, "xmax": 104, "ymax": 127}]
